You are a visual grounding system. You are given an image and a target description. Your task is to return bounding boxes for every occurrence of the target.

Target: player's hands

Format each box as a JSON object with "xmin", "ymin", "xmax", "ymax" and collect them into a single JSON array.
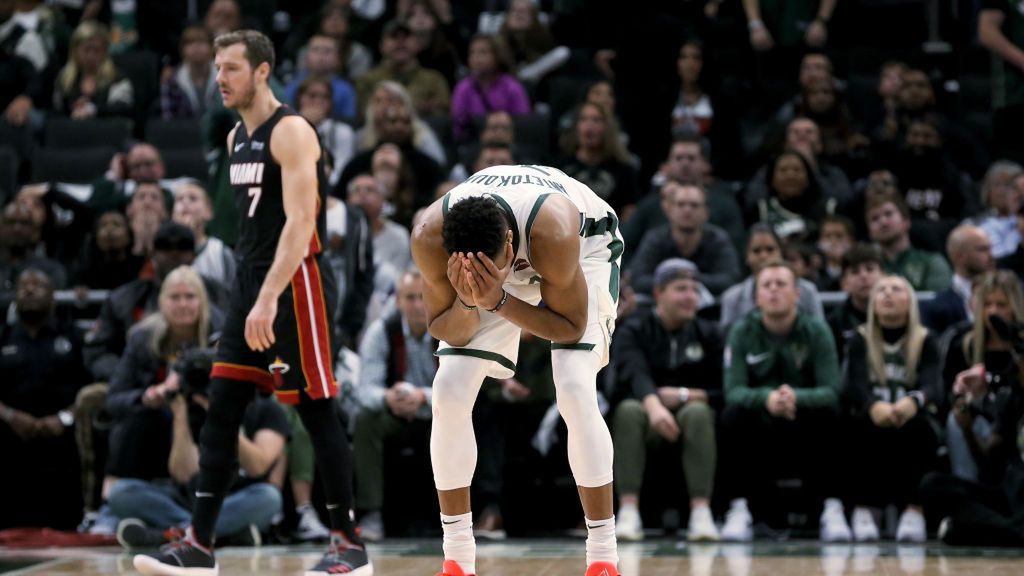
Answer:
[
  {"xmin": 246, "ymin": 295, "xmax": 278, "ymax": 352},
  {"xmin": 464, "ymin": 243, "xmax": 513, "ymax": 310},
  {"xmin": 447, "ymin": 253, "xmax": 476, "ymax": 308}
]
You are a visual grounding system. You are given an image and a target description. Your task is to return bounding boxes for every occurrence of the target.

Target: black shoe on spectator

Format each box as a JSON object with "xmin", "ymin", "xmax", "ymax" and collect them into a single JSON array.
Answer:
[
  {"xmin": 133, "ymin": 526, "xmax": 217, "ymax": 576},
  {"xmin": 117, "ymin": 518, "xmax": 182, "ymax": 549}
]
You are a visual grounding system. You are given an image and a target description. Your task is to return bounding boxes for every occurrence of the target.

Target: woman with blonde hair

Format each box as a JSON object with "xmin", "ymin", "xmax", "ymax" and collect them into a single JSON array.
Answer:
[
  {"xmin": 357, "ymin": 80, "xmax": 446, "ymax": 165},
  {"xmin": 844, "ymin": 274, "xmax": 942, "ymax": 542},
  {"xmin": 944, "ymin": 270, "xmax": 1024, "ymax": 482},
  {"xmin": 54, "ymin": 21, "xmax": 134, "ymax": 119},
  {"xmin": 557, "ymin": 101, "xmax": 639, "ymax": 216}
]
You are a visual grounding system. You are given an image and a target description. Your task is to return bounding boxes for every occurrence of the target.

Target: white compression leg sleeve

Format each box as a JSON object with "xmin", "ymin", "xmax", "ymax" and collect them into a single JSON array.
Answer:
[
  {"xmin": 430, "ymin": 356, "xmax": 490, "ymax": 490},
  {"xmin": 552, "ymin": 348, "xmax": 614, "ymax": 488}
]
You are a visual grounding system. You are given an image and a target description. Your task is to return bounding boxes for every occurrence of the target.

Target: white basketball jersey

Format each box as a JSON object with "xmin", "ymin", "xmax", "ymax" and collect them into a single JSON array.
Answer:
[{"xmin": 442, "ymin": 164, "xmax": 623, "ymax": 295}]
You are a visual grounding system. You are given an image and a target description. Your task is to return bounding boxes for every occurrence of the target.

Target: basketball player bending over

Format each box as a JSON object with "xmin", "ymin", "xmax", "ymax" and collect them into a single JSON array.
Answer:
[
  {"xmin": 133, "ymin": 30, "xmax": 372, "ymax": 576},
  {"xmin": 412, "ymin": 165, "xmax": 623, "ymax": 576}
]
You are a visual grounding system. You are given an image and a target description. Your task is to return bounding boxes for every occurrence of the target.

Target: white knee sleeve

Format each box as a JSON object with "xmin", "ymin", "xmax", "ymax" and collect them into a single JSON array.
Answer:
[
  {"xmin": 552, "ymin": 349, "xmax": 614, "ymax": 488},
  {"xmin": 430, "ymin": 356, "xmax": 489, "ymax": 490}
]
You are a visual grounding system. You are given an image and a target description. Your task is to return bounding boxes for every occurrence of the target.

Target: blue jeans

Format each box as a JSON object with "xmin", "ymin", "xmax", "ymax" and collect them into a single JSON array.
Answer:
[
  {"xmin": 108, "ymin": 479, "xmax": 282, "ymax": 537},
  {"xmin": 946, "ymin": 411, "xmax": 994, "ymax": 482}
]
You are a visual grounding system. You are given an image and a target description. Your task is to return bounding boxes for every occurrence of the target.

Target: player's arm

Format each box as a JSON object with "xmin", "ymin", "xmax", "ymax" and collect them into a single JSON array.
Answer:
[
  {"xmin": 411, "ymin": 200, "xmax": 481, "ymax": 346},
  {"xmin": 469, "ymin": 196, "xmax": 588, "ymax": 344},
  {"xmin": 225, "ymin": 122, "xmax": 239, "ymax": 156},
  {"xmin": 247, "ymin": 117, "xmax": 320, "ymax": 351}
]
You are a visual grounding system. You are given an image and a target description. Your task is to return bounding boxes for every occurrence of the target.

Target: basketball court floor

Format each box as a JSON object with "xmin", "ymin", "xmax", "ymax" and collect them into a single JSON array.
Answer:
[{"xmin": 2, "ymin": 540, "xmax": 1022, "ymax": 575}]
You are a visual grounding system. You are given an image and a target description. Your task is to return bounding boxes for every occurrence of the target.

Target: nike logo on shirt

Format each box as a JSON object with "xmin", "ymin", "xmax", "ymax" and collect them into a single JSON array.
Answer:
[
  {"xmin": 234, "ymin": 142, "xmax": 245, "ymax": 152},
  {"xmin": 745, "ymin": 352, "xmax": 771, "ymax": 364}
]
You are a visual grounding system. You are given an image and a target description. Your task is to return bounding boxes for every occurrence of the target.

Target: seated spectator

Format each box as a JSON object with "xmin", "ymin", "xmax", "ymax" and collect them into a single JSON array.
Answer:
[
  {"xmin": 296, "ymin": 76, "xmax": 356, "ymax": 188},
  {"xmin": 83, "ymin": 222, "xmax": 223, "ymax": 382},
  {"xmin": 669, "ymin": 40, "xmax": 743, "ymax": 179},
  {"xmin": 52, "ymin": 20, "xmax": 133, "ymax": 120},
  {"xmin": 10, "ymin": 185, "xmax": 95, "ymax": 285},
  {"xmin": 610, "ymin": 259, "xmax": 722, "ymax": 542},
  {"xmin": 864, "ymin": 60, "xmax": 908, "ymax": 138},
  {"xmin": 921, "ymin": 225, "xmax": 994, "ymax": 334},
  {"xmin": 105, "ymin": 266, "xmax": 282, "ymax": 547},
  {"xmin": 451, "ymin": 111, "xmax": 528, "ymax": 181},
  {"xmin": 942, "ymin": 271, "xmax": 1024, "ymax": 483},
  {"xmin": 921, "ymin": 314, "xmax": 1024, "ymax": 547},
  {"xmin": 496, "ymin": 0, "xmax": 569, "ymax": 86},
  {"xmin": 353, "ymin": 269, "xmax": 436, "ymax": 541},
  {"xmin": 627, "ymin": 181, "xmax": 740, "ymax": 296},
  {"xmin": 719, "ymin": 260, "xmax": 851, "ymax": 542},
  {"xmin": 816, "ymin": 215, "xmax": 856, "ymax": 291},
  {"xmin": 323, "ymin": 195, "xmax": 374, "ymax": 349},
  {"xmin": 973, "ymin": 161, "xmax": 1023, "ymax": 259},
  {"xmin": 302, "ymin": 3, "xmax": 372, "ymax": 81},
  {"xmin": 828, "ymin": 244, "xmax": 884, "ymax": 362},
  {"xmin": 719, "ymin": 224, "xmax": 825, "ymax": 331},
  {"xmin": 844, "ymin": 274, "xmax": 942, "ymax": 542},
  {"xmin": 997, "ymin": 203, "xmax": 1024, "ymax": 284},
  {"xmin": 631, "ymin": 135, "xmax": 745, "ymax": 259},
  {"xmin": 202, "ymin": 0, "xmax": 241, "ymax": 38},
  {"xmin": 86, "ymin": 143, "xmax": 177, "ymax": 216},
  {"xmin": 866, "ymin": 191, "xmax": 952, "ymax": 292},
  {"xmin": 160, "ymin": 25, "xmax": 217, "ymax": 120},
  {"xmin": 1, "ymin": 200, "xmax": 68, "ymax": 302},
  {"xmin": 889, "ymin": 116, "xmax": 978, "ymax": 252},
  {"xmin": 449, "ymin": 141, "xmax": 516, "ymax": 184},
  {"xmin": 71, "ymin": 209, "xmax": 145, "ymax": 291},
  {"xmin": 745, "ymin": 150, "xmax": 835, "ymax": 243},
  {"xmin": 0, "ymin": 269, "xmax": 89, "ymax": 530},
  {"xmin": 285, "ymin": 34, "xmax": 357, "ymax": 120},
  {"xmin": 451, "ymin": 33, "xmax": 530, "ymax": 144},
  {"xmin": 355, "ymin": 20, "xmax": 451, "ymax": 118},
  {"xmin": 403, "ymin": 0, "xmax": 462, "ymax": 94},
  {"xmin": 346, "ymin": 174, "xmax": 411, "ymax": 297},
  {"xmin": 782, "ymin": 241, "xmax": 824, "ymax": 287},
  {"xmin": 0, "ymin": 0, "xmax": 46, "ymax": 130},
  {"xmin": 747, "ymin": 117, "xmax": 853, "ymax": 210},
  {"xmin": 336, "ymin": 140, "xmax": 443, "ymax": 230},
  {"xmin": 357, "ymin": 80, "xmax": 447, "ymax": 166},
  {"xmin": 171, "ymin": 180, "xmax": 235, "ymax": 295},
  {"xmin": 557, "ymin": 101, "xmax": 639, "ymax": 217}
]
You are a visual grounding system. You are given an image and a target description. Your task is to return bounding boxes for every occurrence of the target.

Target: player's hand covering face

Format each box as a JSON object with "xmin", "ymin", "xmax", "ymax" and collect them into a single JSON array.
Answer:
[
  {"xmin": 464, "ymin": 241, "xmax": 513, "ymax": 310},
  {"xmin": 447, "ymin": 253, "xmax": 477, "ymax": 307}
]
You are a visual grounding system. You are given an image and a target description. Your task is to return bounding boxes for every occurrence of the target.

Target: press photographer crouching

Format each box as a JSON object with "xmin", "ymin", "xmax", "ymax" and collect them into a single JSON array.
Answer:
[
  {"xmin": 921, "ymin": 270, "xmax": 1024, "ymax": 546},
  {"xmin": 105, "ymin": 266, "xmax": 288, "ymax": 548}
]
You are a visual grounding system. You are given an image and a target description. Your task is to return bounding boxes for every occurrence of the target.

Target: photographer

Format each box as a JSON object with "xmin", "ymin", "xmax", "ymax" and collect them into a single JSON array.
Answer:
[
  {"xmin": 921, "ymin": 271, "xmax": 1024, "ymax": 546},
  {"xmin": 941, "ymin": 271, "xmax": 1024, "ymax": 482},
  {"xmin": 104, "ymin": 266, "xmax": 287, "ymax": 547}
]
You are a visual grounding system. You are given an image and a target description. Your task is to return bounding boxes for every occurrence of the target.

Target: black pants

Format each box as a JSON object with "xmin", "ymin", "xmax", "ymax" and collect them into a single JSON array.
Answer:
[
  {"xmin": 851, "ymin": 414, "xmax": 939, "ymax": 508},
  {"xmin": 720, "ymin": 404, "xmax": 840, "ymax": 521},
  {"xmin": 920, "ymin": 463, "xmax": 1024, "ymax": 547}
]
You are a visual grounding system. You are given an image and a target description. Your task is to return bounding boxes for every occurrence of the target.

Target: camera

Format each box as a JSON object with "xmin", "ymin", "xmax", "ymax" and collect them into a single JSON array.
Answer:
[{"xmin": 171, "ymin": 347, "xmax": 216, "ymax": 398}]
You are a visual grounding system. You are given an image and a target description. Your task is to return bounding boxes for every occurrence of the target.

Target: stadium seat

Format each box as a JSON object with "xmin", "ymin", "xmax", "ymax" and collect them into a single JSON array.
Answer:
[
  {"xmin": 0, "ymin": 146, "xmax": 17, "ymax": 201},
  {"xmin": 160, "ymin": 147, "xmax": 209, "ymax": 180},
  {"xmin": 146, "ymin": 118, "xmax": 203, "ymax": 150},
  {"xmin": 43, "ymin": 117, "xmax": 133, "ymax": 150},
  {"xmin": 30, "ymin": 146, "xmax": 117, "ymax": 183}
]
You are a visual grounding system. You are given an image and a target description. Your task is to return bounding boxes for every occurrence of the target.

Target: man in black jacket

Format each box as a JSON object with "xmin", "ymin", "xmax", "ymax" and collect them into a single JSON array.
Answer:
[{"xmin": 610, "ymin": 259, "xmax": 722, "ymax": 542}]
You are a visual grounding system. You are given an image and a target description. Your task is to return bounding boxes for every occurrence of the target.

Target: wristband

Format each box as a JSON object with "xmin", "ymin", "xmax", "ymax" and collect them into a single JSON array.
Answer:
[
  {"xmin": 487, "ymin": 289, "xmax": 509, "ymax": 313},
  {"xmin": 748, "ymin": 19, "xmax": 765, "ymax": 32},
  {"xmin": 456, "ymin": 297, "xmax": 477, "ymax": 311},
  {"xmin": 678, "ymin": 387, "xmax": 690, "ymax": 404}
]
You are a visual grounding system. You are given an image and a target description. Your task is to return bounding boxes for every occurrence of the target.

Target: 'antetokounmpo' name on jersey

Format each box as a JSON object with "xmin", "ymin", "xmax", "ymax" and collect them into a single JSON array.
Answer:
[{"xmin": 463, "ymin": 172, "xmax": 566, "ymax": 193}]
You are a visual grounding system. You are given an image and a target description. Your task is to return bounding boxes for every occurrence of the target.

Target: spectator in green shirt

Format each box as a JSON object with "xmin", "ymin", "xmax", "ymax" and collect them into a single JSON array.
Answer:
[
  {"xmin": 719, "ymin": 260, "xmax": 851, "ymax": 542},
  {"xmin": 866, "ymin": 191, "xmax": 952, "ymax": 292}
]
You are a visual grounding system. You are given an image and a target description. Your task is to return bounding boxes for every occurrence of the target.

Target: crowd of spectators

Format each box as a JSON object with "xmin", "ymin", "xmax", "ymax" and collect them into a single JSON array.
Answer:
[{"xmin": 1, "ymin": 0, "xmax": 1024, "ymax": 549}]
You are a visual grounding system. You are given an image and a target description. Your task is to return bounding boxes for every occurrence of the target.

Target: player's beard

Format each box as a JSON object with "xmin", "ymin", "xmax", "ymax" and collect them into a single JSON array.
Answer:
[{"xmin": 233, "ymin": 77, "xmax": 258, "ymax": 111}]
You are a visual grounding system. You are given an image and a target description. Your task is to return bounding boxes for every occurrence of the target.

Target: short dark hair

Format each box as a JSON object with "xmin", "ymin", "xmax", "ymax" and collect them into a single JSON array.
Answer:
[
  {"xmin": 821, "ymin": 214, "xmax": 855, "ymax": 238},
  {"xmin": 753, "ymin": 257, "xmax": 798, "ymax": 286},
  {"xmin": 865, "ymin": 190, "xmax": 909, "ymax": 221},
  {"xmin": 841, "ymin": 243, "xmax": 883, "ymax": 275},
  {"xmin": 442, "ymin": 196, "xmax": 512, "ymax": 259},
  {"xmin": 297, "ymin": 75, "xmax": 333, "ymax": 101},
  {"xmin": 214, "ymin": 29, "xmax": 275, "ymax": 72}
]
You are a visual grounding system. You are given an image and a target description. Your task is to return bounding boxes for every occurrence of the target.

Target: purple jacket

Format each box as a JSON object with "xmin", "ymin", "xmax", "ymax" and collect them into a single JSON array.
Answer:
[{"xmin": 450, "ymin": 73, "xmax": 530, "ymax": 142}]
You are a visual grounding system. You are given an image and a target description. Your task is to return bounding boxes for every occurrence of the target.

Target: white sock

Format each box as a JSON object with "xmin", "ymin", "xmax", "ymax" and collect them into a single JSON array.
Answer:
[
  {"xmin": 441, "ymin": 512, "xmax": 475, "ymax": 575},
  {"xmin": 296, "ymin": 503, "xmax": 313, "ymax": 515},
  {"xmin": 584, "ymin": 516, "xmax": 618, "ymax": 568}
]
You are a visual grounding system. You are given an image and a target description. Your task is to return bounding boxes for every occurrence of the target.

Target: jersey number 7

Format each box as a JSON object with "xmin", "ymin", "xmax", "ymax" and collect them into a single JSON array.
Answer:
[{"xmin": 247, "ymin": 187, "xmax": 262, "ymax": 217}]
